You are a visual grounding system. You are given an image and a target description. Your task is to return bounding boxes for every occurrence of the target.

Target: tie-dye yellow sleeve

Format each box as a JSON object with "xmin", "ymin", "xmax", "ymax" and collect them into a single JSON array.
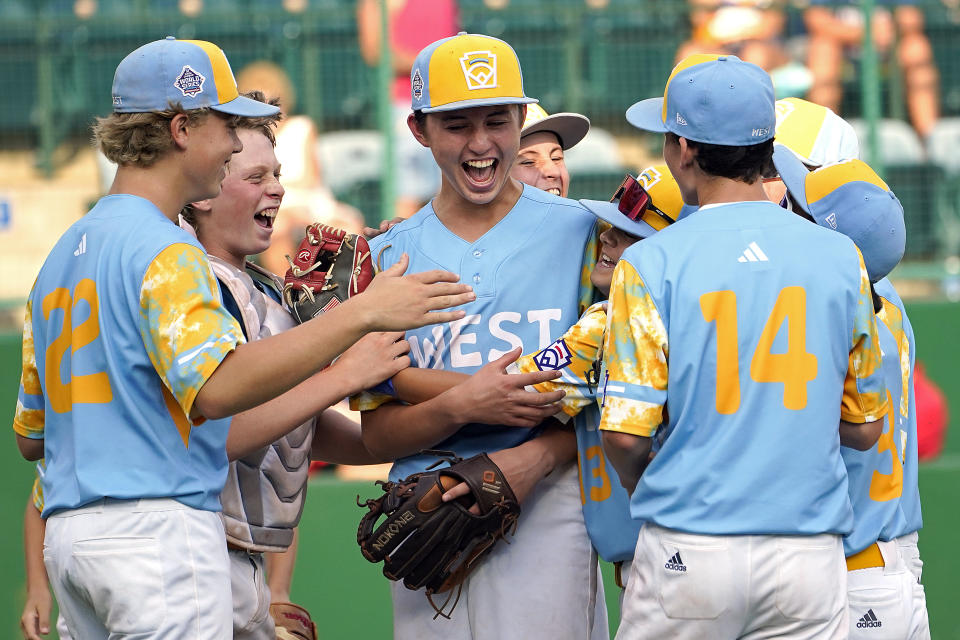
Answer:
[
  {"xmin": 598, "ymin": 260, "xmax": 668, "ymax": 438},
  {"xmin": 139, "ymin": 244, "xmax": 245, "ymax": 422},
  {"xmin": 841, "ymin": 251, "xmax": 888, "ymax": 423},
  {"xmin": 13, "ymin": 293, "xmax": 45, "ymax": 439},
  {"xmin": 514, "ymin": 302, "xmax": 607, "ymax": 418},
  {"xmin": 877, "ymin": 297, "xmax": 910, "ymax": 420}
]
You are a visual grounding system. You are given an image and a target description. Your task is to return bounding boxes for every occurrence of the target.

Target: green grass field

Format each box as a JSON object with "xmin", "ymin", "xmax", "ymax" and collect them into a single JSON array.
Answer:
[{"xmin": 1, "ymin": 299, "xmax": 958, "ymax": 638}]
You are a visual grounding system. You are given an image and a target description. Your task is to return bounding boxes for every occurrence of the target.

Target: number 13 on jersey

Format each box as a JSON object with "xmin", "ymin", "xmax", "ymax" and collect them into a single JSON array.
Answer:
[{"xmin": 700, "ymin": 286, "xmax": 818, "ymax": 414}]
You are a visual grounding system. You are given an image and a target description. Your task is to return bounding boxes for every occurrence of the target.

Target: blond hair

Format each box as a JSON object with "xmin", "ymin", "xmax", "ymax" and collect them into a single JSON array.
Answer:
[{"xmin": 93, "ymin": 104, "xmax": 211, "ymax": 168}]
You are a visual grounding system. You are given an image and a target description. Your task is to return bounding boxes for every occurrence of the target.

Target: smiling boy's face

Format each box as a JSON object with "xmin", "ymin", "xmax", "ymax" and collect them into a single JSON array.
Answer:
[
  {"xmin": 512, "ymin": 131, "xmax": 569, "ymax": 198},
  {"xmin": 195, "ymin": 128, "xmax": 284, "ymax": 267},
  {"xmin": 591, "ymin": 225, "xmax": 641, "ymax": 295},
  {"xmin": 411, "ymin": 104, "xmax": 525, "ymax": 209}
]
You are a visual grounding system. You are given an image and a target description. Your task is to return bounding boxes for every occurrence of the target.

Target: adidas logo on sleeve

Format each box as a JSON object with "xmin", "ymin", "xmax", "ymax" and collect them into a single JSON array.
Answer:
[
  {"xmin": 664, "ymin": 552, "xmax": 687, "ymax": 572},
  {"xmin": 856, "ymin": 609, "xmax": 882, "ymax": 629}
]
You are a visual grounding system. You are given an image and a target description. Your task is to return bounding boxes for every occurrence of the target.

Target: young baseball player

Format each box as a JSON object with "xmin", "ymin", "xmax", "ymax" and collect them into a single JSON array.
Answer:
[
  {"xmin": 355, "ymin": 32, "xmax": 607, "ymax": 639},
  {"xmin": 180, "ymin": 90, "xmax": 408, "ymax": 639},
  {"xmin": 772, "ymin": 96, "xmax": 929, "ymax": 607},
  {"xmin": 511, "ymin": 103, "xmax": 590, "ymax": 198},
  {"xmin": 390, "ymin": 166, "xmax": 684, "ymax": 603},
  {"xmin": 599, "ymin": 54, "xmax": 887, "ymax": 639},
  {"xmin": 773, "ymin": 146, "xmax": 930, "ymax": 639},
  {"xmin": 12, "ymin": 37, "xmax": 472, "ymax": 638},
  {"xmin": 20, "ymin": 464, "xmax": 72, "ymax": 640}
]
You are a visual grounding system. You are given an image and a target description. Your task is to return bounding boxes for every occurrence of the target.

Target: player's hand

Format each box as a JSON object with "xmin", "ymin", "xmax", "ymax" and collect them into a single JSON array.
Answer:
[
  {"xmin": 328, "ymin": 331, "xmax": 410, "ymax": 396},
  {"xmin": 20, "ymin": 587, "xmax": 52, "ymax": 640},
  {"xmin": 442, "ymin": 444, "xmax": 544, "ymax": 513},
  {"xmin": 362, "ymin": 216, "xmax": 406, "ymax": 239},
  {"xmin": 353, "ymin": 254, "xmax": 474, "ymax": 331},
  {"xmin": 449, "ymin": 348, "xmax": 565, "ymax": 427}
]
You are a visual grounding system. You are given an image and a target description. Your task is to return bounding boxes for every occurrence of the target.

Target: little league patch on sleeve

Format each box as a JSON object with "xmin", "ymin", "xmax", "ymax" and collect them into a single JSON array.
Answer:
[
  {"xmin": 533, "ymin": 339, "xmax": 573, "ymax": 371},
  {"xmin": 174, "ymin": 65, "xmax": 206, "ymax": 97}
]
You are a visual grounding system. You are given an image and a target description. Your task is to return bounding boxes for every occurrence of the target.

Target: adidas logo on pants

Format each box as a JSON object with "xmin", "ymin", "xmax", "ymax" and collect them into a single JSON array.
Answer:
[{"xmin": 857, "ymin": 609, "xmax": 882, "ymax": 629}]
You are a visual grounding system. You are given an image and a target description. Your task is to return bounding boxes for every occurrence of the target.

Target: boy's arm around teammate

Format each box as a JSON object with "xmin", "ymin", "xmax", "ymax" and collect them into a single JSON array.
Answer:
[{"xmin": 189, "ymin": 253, "xmax": 472, "ymax": 420}]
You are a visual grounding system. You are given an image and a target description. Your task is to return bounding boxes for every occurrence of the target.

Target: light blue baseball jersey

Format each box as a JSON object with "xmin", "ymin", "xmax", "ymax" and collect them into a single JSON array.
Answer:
[
  {"xmin": 600, "ymin": 202, "xmax": 888, "ymax": 536},
  {"xmin": 13, "ymin": 195, "xmax": 244, "ymax": 516},
  {"xmin": 360, "ymin": 184, "xmax": 596, "ymax": 480},
  {"xmin": 876, "ymin": 277, "xmax": 922, "ymax": 539},
  {"xmin": 841, "ymin": 301, "xmax": 909, "ymax": 554},
  {"xmin": 515, "ymin": 302, "xmax": 641, "ymax": 563}
]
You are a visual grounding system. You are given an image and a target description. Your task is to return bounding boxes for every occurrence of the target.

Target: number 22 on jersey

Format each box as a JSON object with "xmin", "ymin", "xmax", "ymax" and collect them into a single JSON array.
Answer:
[
  {"xmin": 42, "ymin": 279, "xmax": 113, "ymax": 413},
  {"xmin": 700, "ymin": 286, "xmax": 818, "ymax": 414}
]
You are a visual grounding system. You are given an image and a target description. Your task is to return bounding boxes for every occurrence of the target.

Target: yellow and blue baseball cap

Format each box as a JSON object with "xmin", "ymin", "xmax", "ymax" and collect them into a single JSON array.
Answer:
[
  {"xmin": 411, "ymin": 32, "xmax": 538, "ymax": 113},
  {"xmin": 775, "ymin": 97, "xmax": 859, "ymax": 167},
  {"xmin": 579, "ymin": 165, "xmax": 682, "ymax": 238},
  {"xmin": 626, "ymin": 54, "xmax": 775, "ymax": 146},
  {"xmin": 521, "ymin": 103, "xmax": 590, "ymax": 150},
  {"xmin": 112, "ymin": 37, "xmax": 280, "ymax": 117},
  {"xmin": 773, "ymin": 144, "xmax": 905, "ymax": 282}
]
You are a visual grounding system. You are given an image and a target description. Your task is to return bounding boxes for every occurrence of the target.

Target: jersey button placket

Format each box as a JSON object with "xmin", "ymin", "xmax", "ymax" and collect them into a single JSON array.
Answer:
[{"xmin": 469, "ymin": 248, "xmax": 492, "ymax": 296}]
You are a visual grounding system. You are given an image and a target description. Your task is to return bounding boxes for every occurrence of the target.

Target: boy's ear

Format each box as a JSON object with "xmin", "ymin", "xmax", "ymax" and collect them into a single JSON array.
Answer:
[
  {"xmin": 190, "ymin": 199, "xmax": 213, "ymax": 212},
  {"xmin": 407, "ymin": 113, "xmax": 430, "ymax": 148},
  {"xmin": 678, "ymin": 137, "xmax": 697, "ymax": 168},
  {"xmin": 170, "ymin": 112, "xmax": 191, "ymax": 150}
]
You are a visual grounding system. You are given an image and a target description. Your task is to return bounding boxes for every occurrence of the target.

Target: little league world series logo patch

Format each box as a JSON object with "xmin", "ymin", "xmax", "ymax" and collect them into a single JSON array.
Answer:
[
  {"xmin": 174, "ymin": 65, "xmax": 206, "ymax": 98},
  {"xmin": 412, "ymin": 68, "xmax": 423, "ymax": 100},
  {"xmin": 533, "ymin": 339, "xmax": 573, "ymax": 371},
  {"xmin": 459, "ymin": 51, "xmax": 497, "ymax": 90}
]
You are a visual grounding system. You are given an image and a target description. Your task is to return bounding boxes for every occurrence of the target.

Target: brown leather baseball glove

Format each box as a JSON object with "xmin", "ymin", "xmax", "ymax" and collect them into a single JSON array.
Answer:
[{"xmin": 356, "ymin": 451, "xmax": 521, "ymax": 618}]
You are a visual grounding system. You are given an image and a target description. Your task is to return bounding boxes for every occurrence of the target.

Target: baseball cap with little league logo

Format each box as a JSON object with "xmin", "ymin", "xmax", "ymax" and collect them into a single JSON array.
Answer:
[
  {"xmin": 579, "ymin": 165, "xmax": 683, "ymax": 239},
  {"xmin": 773, "ymin": 143, "xmax": 905, "ymax": 282},
  {"xmin": 626, "ymin": 53, "xmax": 775, "ymax": 146},
  {"xmin": 112, "ymin": 37, "xmax": 280, "ymax": 117},
  {"xmin": 410, "ymin": 32, "xmax": 538, "ymax": 113}
]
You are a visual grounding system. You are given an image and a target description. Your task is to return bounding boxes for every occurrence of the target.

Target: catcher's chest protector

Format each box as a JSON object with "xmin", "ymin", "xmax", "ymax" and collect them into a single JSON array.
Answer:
[{"xmin": 211, "ymin": 257, "xmax": 313, "ymax": 553}]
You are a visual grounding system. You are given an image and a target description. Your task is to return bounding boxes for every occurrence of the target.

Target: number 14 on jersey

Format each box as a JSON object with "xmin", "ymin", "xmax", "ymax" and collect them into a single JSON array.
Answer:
[{"xmin": 700, "ymin": 286, "xmax": 818, "ymax": 414}]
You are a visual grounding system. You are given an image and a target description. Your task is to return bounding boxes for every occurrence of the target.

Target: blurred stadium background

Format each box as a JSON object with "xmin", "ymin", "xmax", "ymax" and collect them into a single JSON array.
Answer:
[{"xmin": 0, "ymin": 0, "xmax": 958, "ymax": 637}]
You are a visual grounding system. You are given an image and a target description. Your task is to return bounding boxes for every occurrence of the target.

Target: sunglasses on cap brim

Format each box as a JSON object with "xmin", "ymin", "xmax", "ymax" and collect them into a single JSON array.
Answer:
[{"xmin": 611, "ymin": 175, "xmax": 675, "ymax": 231}]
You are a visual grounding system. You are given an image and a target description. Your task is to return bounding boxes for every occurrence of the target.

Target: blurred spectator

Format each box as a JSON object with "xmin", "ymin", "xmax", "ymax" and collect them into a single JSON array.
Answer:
[
  {"xmin": 236, "ymin": 61, "xmax": 364, "ymax": 275},
  {"xmin": 357, "ymin": 0, "xmax": 459, "ymax": 219},
  {"xmin": 915, "ymin": 361, "xmax": 948, "ymax": 460},
  {"xmin": 677, "ymin": 1, "xmax": 790, "ymax": 71},
  {"xmin": 804, "ymin": 0, "xmax": 940, "ymax": 138},
  {"xmin": 677, "ymin": 0, "xmax": 812, "ymax": 97}
]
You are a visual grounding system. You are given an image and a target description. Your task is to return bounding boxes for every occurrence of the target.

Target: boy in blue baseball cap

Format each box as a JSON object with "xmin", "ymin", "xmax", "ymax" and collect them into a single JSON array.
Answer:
[
  {"xmin": 598, "ymin": 53, "xmax": 888, "ymax": 639},
  {"xmin": 773, "ymin": 146, "xmax": 929, "ymax": 640},
  {"xmin": 356, "ymin": 32, "xmax": 610, "ymax": 639},
  {"xmin": 13, "ymin": 38, "xmax": 473, "ymax": 638}
]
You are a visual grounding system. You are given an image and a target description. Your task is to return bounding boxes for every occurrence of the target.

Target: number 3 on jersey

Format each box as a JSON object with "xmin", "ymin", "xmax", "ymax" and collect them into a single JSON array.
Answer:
[
  {"xmin": 700, "ymin": 286, "xmax": 817, "ymax": 414},
  {"xmin": 42, "ymin": 279, "xmax": 113, "ymax": 413},
  {"xmin": 870, "ymin": 390, "xmax": 904, "ymax": 501},
  {"xmin": 579, "ymin": 445, "xmax": 613, "ymax": 505}
]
